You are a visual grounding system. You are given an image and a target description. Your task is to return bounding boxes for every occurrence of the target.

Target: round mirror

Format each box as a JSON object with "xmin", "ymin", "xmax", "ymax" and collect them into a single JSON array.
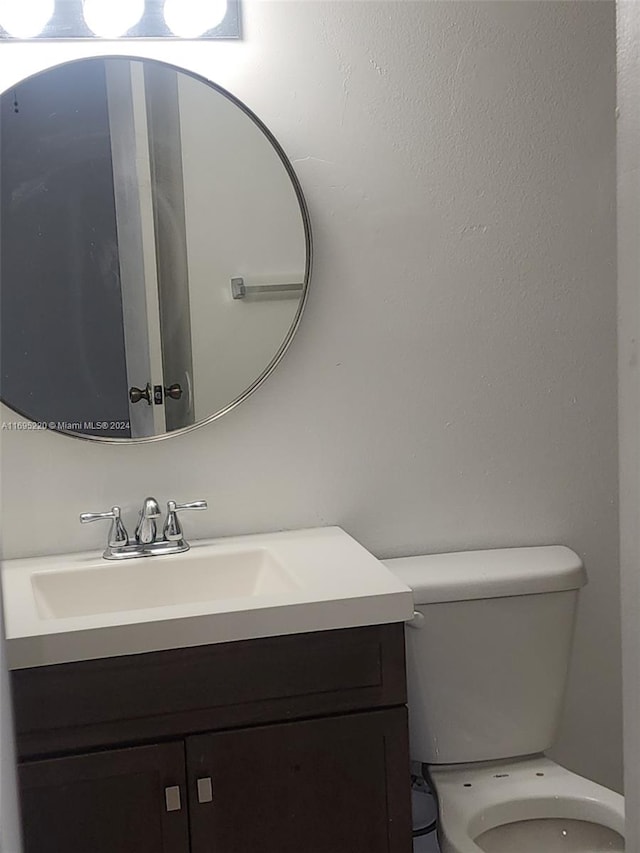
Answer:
[{"xmin": 0, "ymin": 57, "xmax": 311, "ymax": 441}]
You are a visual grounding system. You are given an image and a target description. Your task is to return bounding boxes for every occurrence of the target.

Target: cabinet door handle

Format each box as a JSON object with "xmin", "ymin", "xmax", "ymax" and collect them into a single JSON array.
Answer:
[
  {"xmin": 197, "ymin": 777, "xmax": 213, "ymax": 803},
  {"xmin": 165, "ymin": 785, "xmax": 182, "ymax": 812}
]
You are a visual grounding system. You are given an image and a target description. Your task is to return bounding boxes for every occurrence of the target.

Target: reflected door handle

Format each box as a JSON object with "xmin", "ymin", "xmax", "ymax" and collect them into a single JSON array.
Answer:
[
  {"xmin": 165, "ymin": 383, "xmax": 183, "ymax": 400},
  {"xmin": 129, "ymin": 383, "xmax": 151, "ymax": 405}
]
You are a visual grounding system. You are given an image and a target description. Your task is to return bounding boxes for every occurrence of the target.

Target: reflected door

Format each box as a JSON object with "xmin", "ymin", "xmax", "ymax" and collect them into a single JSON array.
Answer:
[{"xmin": 0, "ymin": 59, "xmax": 132, "ymax": 438}]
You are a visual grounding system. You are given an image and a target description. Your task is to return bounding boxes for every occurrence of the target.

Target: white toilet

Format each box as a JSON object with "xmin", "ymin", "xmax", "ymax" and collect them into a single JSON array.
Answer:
[{"xmin": 385, "ymin": 546, "xmax": 625, "ymax": 852}]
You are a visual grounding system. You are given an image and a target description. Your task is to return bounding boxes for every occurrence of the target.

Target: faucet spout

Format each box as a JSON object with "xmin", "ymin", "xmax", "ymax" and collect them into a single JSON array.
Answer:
[{"xmin": 135, "ymin": 496, "xmax": 161, "ymax": 545}]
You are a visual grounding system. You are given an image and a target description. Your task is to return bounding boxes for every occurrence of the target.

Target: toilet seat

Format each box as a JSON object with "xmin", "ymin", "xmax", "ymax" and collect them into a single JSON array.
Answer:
[{"xmin": 427, "ymin": 756, "xmax": 624, "ymax": 853}]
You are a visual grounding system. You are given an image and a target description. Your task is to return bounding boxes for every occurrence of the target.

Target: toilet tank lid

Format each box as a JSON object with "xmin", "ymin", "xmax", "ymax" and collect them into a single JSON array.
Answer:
[{"xmin": 383, "ymin": 546, "xmax": 586, "ymax": 604}]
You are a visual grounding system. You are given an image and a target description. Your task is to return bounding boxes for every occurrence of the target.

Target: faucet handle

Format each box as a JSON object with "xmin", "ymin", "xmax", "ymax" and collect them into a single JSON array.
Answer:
[
  {"xmin": 172, "ymin": 500, "xmax": 207, "ymax": 512},
  {"xmin": 80, "ymin": 506, "xmax": 129, "ymax": 548},
  {"xmin": 163, "ymin": 500, "xmax": 208, "ymax": 542}
]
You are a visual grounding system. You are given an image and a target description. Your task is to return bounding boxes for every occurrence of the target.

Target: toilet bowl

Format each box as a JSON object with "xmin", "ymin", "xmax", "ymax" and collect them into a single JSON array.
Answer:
[
  {"xmin": 429, "ymin": 756, "xmax": 624, "ymax": 853},
  {"xmin": 384, "ymin": 547, "xmax": 625, "ymax": 852}
]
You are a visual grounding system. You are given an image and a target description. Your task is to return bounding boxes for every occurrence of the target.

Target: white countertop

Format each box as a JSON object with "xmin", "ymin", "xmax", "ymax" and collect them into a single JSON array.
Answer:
[{"xmin": 1, "ymin": 526, "xmax": 413, "ymax": 669}]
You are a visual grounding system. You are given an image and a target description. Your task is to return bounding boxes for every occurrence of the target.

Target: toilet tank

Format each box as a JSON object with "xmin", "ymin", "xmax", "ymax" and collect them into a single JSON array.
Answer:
[{"xmin": 385, "ymin": 546, "xmax": 586, "ymax": 765}]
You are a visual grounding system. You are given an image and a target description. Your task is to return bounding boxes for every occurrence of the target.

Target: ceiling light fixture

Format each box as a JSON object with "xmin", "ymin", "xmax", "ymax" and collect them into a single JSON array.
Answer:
[
  {"xmin": 0, "ymin": 0, "xmax": 55, "ymax": 38},
  {"xmin": 163, "ymin": 0, "xmax": 228, "ymax": 38},
  {"xmin": 82, "ymin": 0, "xmax": 145, "ymax": 39},
  {"xmin": 0, "ymin": 0, "xmax": 241, "ymax": 40}
]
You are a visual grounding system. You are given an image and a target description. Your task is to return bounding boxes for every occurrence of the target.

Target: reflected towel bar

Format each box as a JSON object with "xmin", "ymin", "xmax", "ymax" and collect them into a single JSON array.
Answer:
[{"xmin": 231, "ymin": 277, "xmax": 304, "ymax": 300}]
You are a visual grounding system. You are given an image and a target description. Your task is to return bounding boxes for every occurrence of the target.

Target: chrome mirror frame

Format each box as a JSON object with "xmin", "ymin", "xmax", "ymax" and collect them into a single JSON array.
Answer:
[{"xmin": 0, "ymin": 56, "xmax": 313, "ymax": 444}]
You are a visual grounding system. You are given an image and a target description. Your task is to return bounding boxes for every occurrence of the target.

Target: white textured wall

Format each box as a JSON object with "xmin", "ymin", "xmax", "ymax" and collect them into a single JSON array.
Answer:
[
  {"xmin": 0, "ymin": 1, "xmax": 620, "ymax": 791},
  {"xmin": 618, "ymin": 0, "xmax": 640, "ymax": 838}
]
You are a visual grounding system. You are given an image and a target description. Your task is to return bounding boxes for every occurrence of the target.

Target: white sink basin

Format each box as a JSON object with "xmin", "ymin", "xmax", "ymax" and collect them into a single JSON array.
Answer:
[
  {"xmin": 1, "ymin": 527, "xmax": 413, "ymax": 669},
  {"xmin": 31, "ymin": 549, "xmax": 299, "ymax": 619}
]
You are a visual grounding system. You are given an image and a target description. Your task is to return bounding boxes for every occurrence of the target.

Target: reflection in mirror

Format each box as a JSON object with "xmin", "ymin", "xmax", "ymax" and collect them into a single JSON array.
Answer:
[{"xmin": 0, "ymin": 57, "xmax": 310, "ymax": 441}]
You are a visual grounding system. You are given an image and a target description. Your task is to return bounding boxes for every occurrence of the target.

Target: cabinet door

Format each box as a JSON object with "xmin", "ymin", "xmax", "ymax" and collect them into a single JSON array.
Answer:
[
  {"xmin": 19, "ymin": 742, "xmax": 189, "ymax": 853},
  {"xmin": 187, "ymin": 707, "xmax": 412, "ymax": 853}
]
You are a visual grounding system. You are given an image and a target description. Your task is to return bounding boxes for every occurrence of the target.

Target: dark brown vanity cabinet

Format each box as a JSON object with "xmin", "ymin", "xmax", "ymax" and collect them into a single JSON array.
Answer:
[
  {"xmin": 11, "ymin": 624, "xmax": 412, "ymax": 853},
  {"xmin": 187, "ymin": 708, "xmax": 409, "ymax": 853},
  {"xmin": 19, "ymin": 742, "xmax": 189, "ymax": 853}
]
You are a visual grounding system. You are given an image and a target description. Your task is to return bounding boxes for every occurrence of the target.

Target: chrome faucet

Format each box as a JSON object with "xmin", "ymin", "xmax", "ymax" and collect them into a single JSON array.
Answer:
[{"xmin": 80, "ymin": 497, "xmax": 208, "ymax": 560}]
